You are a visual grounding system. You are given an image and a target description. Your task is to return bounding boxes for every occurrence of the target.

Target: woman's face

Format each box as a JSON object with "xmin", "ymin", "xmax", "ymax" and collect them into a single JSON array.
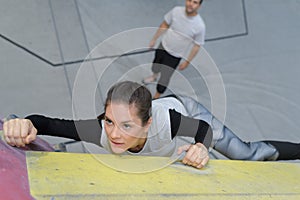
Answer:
[{"xmin": 104, "ymin": 102, "xmax": 151, "ymax": 154}]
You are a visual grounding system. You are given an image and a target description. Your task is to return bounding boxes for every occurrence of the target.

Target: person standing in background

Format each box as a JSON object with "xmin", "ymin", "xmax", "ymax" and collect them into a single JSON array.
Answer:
[{"xmin": 142, "ymin": 0, "xmax": 206, "ymax": 99}]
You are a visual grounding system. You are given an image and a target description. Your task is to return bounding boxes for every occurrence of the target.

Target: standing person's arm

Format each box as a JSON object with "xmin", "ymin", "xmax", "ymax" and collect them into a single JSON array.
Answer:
[
  {"xmin": 149, "ymin": 21, "xmax": 169, "ymax": 48},
  {"xmin": 178, "ymin": 44, "xmax": 200, "ymax": 70}
]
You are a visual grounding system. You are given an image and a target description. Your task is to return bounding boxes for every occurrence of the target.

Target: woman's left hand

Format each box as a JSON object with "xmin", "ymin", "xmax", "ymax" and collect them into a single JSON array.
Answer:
[{"xmin": 177, "ymin": 143, "xmax": 209, "ymax": 169}]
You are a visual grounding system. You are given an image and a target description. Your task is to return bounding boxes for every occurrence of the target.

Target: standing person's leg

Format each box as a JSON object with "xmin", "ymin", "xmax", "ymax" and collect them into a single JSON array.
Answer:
[
  {"xmin": 142, "ymin": 43, "xmax": 164, "ymax": 84},
  {"xmin": 154, "ymin": 52, "xmax": 181, "ymax": 99}
]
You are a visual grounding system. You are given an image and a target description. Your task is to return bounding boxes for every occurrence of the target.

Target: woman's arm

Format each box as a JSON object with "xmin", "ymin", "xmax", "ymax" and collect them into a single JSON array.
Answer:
[
  {"xmin": 26, "ymin": 115, "xmax": 102, "ymax": 144},
  {"xmin": 169, "ymin": 109, "xmax": 213, "ymax": 148},
  {"xmin": 26, "ymin": 115, "xmax": 81, "ymax": 140},
  {"xmin": 3, "ymin": 115, "xmax": 102, "ymax": 147},
  {"xmin": 168, "ymin": 109, "xmax": 211, "ymax": 169}
]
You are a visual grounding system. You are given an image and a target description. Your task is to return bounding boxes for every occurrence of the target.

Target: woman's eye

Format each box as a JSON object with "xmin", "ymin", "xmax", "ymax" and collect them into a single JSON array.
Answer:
[
  {"xmin": 123, "ymin": 124, "xmax": 131, "ymax": 129},
  {"xmin": 105, "ymin": 119, "xmax": 113, "ymax": 125}
]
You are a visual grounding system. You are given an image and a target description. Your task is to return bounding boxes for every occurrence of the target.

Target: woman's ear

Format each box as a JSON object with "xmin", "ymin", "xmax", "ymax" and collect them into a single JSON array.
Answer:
[{"xmin": 145, "ymin": 117, "xmax": 152, "ymax": 130}]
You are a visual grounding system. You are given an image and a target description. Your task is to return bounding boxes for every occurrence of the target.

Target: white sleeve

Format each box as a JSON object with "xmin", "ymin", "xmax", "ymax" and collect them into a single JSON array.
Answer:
[
  {"xmin": 164, "ymin": 7, "xmax": 175, "ymax": 25},
  {"xmin": 194, "ymin": 24, "xmax": 206, "ymax": 45}
]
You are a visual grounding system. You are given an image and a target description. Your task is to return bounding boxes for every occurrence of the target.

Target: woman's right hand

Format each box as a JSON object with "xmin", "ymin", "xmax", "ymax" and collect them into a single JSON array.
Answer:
[{"xmin": 3, "ymin": 118, "xmax": 37, "ymax": 147}]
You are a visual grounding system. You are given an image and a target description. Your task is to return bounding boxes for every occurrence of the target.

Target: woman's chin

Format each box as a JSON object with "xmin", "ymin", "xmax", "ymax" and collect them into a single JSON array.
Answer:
[{"xmin": 110, "ymin": 144, "xmax": 126, "ymax": 154}]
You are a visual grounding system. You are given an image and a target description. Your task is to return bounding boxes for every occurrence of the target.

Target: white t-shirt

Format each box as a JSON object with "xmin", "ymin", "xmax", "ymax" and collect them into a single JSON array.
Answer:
[
  {"xmin": 162, "ymin": 6, "xmax": 206, "ymax": 58},
  {"xmin": 100, "ymin": 97, "xmax": 188, "ymax": 156}
]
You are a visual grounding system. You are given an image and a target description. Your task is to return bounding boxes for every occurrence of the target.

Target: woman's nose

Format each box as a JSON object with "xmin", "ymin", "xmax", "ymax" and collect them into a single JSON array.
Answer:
[{"xmin": 110, "ymin": 126, "xmax": 121, "ymax": 139}]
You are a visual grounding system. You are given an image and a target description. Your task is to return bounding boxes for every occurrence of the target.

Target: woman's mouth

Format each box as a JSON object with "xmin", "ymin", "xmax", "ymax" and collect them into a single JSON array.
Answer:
[{"xmin": 110, "ymin": 140, "xmax": 124, "ymax": 146}]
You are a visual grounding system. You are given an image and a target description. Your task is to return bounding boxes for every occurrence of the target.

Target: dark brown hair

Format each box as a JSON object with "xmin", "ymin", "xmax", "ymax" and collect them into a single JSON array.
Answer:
[{"xmin": 105, "ymin": 81, "xmax": 152, "ymax": 126}]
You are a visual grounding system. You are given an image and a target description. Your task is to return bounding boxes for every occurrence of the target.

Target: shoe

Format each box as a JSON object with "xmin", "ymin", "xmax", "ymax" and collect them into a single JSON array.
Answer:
[{"xmin": 142, "ymin": 74, "xmax": 158, "ymax": 85}]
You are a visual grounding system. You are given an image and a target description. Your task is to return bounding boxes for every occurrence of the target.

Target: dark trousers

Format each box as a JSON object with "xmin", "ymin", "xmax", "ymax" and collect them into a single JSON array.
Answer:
[
  {"xmin": 151, "ymin": 43, "xmax": 181, "ymax": 94},
  {"xmin": 266, "ymin": 141, "xmax": 300, "ymax": 160}
]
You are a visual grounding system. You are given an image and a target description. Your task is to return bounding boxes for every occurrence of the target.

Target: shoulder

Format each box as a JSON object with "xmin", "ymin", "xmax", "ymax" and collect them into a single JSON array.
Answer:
[
  {"xmin": 192, "ymin": 14, "xmax": 205, "ymax": 33},
  {"xmin": 174, "ymin": 6, "xmax": 184, "ymax": 11},
  {"xmin": 151, "ymin": 100, "xmax": 171, "ymax": 128},
  {"xmin": 151, "ymin": 97, "xmax": 188, "ymax": 131},
  {"xmin": 196, "ymin": 14, "xmax": 206, "ymax": 27},
  {"xmin": 153, "ymin": 97, "xmax": 187, "ymax": 114},
  {"xmin": 150, "ymin": 98, "xmax": 181, "ymax": 136},
  {"xmin": 170, "ymin": 6, "xmax": 184, "ymax": 14}
]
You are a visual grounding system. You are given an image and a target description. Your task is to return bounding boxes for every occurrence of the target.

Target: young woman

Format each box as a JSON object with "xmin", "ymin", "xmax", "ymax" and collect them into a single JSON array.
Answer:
[{"xmin": 3, "ymin": 81, "xmax": 300, "ymax": 169}]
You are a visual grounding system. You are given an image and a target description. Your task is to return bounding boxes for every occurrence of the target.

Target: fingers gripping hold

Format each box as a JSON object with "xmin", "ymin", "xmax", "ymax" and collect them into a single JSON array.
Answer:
[
  {"xmin": 180, "ymin": 143, "xmax": 209, "ymax": 169},
  {"xmin": 3, "ymin": 118, "xmax": 37, "ymax": 147}
]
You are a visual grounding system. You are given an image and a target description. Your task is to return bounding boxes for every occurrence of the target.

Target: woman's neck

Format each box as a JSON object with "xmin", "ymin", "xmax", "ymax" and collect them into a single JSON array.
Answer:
[{"xmin": 128, "ymin": 138, "xmax": 147, "ymax": 153}]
